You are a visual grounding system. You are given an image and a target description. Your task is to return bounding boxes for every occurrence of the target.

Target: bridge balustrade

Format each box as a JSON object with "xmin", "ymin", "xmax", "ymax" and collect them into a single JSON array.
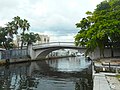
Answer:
[{"xmin": 33, "ymin": 42, "xmax": 76, "ymax": 48}]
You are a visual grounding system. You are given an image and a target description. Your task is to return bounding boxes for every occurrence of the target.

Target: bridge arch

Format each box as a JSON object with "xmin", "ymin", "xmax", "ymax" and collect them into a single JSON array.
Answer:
[
  {"xmin": 35, "ymin": 47, "xmax": 86, "ymax": 59},
  {"xmin": 28, "ymin": 42, "xmax": 86, "ymax": 59}
]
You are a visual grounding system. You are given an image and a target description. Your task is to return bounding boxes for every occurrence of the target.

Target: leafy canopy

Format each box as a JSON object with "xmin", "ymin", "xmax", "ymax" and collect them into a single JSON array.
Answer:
[
  {"xmin": 75, "ymin": 0, "xmax": 120, "ymax": 56},
  {"xmin": 0, "ymin": 16, "xmax": 40, "ymax": 50},
  {"xmin": 21, "ymin": 32, "xmax": 41, "ymax": 46}
]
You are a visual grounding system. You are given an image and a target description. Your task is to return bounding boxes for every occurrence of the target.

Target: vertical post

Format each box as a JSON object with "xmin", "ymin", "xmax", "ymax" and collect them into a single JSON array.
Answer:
[
  {"xmin": 116, "ymin": 66, "xmax": 118, "ymax": 74},
  {"xmin": 109, "ymin": 62, "xmax": 111, "ymax": 72}
]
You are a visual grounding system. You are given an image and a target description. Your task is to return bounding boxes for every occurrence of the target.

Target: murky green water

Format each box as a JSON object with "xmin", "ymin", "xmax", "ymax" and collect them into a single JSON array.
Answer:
[{"xmin": 0, "ymin": 56, "xmax": 93, "ymax": 90}]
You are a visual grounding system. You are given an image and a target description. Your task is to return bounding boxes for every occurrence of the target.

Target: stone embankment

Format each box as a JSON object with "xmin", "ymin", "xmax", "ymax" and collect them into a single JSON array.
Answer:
[{"xmin": 0, "ymin": 55, "xmax": 76, "ymax": 65}]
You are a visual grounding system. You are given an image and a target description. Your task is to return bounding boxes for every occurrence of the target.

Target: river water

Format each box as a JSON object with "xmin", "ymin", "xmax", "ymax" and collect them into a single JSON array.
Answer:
[{"xmin": 0, "ymin": 56, "xmax": 93, "ymax": 90}]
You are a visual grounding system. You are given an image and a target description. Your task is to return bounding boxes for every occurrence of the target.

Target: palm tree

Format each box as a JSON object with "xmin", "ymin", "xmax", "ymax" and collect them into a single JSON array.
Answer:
[
  {"xmin": 13, "ymin": 16, "xmax": 20, "ymax": 30},
  {"xmin": 19, "ymin": 19, "xmax": 30, "ymax": 49},
  {"xmin": 0, "ymin": 27, "xmax": 7, "ymax": 49},
  {"xmin": 0, "ymin": 26, "xmax": 14, "ymax": 50},
  {"xmin": 13, "ymin": 16, "xmax": 30, "ymax": 49}
]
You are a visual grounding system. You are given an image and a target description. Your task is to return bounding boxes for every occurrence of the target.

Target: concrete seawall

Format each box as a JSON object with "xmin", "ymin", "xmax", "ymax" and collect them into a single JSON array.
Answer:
[{"xmin": 0, "ymin": 55, "xmax": 76, "ymax": 65}]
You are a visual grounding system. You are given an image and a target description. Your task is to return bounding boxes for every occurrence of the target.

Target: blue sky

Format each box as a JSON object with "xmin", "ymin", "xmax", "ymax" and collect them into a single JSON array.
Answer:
[{"xmin": 0, "ymin": 0, "xmax": 103, "ymax": 42}]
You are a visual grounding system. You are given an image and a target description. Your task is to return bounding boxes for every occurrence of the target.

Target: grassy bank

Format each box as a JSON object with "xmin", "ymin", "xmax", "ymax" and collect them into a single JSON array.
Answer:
[{"xmin": 116, "ymin": 75, "xmax": 120, "ymax": 79}]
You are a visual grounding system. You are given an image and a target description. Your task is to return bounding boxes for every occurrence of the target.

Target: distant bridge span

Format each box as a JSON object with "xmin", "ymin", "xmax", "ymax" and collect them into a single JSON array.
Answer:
[{"xmin": 28, "ymin": 42, "xmax": 86, "ymax": 59}]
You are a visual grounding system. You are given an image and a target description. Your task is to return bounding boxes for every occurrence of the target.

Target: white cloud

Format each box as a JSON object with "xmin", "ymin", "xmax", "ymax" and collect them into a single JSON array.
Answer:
[
  {"xmin": 50, "ymin": 34, "xmax": 75, "ymax": 42},
  {"xmin": 0, "ymin": 0, "xmax": 104, "ymax": 42}
]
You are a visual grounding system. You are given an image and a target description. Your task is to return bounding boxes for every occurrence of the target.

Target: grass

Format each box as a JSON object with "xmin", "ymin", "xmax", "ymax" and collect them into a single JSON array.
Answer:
[{"xmin": 116, "ymin": 75, "xmax": 120, "ymax": 81}]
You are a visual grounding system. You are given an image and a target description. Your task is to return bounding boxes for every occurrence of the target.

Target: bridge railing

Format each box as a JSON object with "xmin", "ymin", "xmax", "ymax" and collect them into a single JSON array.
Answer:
[{"xmin": 33, "ymin": 42, "xmax": 75, "ymax": 47}]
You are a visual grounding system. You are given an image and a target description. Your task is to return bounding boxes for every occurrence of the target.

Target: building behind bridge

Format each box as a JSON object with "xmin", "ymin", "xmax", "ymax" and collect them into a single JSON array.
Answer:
[
  {"xmin": 13, "ymin": 34, "xmax": 50, "ymax": 47},
  {"xmin": 34, "ymin": 34, "xmax": 50, "ymax": 44},
  {"xmin": 0, "ymin": 34, "xmax": 50, "ymax": 60}
]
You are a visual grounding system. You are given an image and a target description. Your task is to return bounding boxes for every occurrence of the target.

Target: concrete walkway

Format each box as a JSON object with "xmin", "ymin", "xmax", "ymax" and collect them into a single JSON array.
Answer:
[
  {"xmin": 93, "ymin": 73, "xmax": 120, "ymax": 90},
  {"xmin": 106, "ymin": 76, "xmax": 120, "ymax": 90},
  {"xmin": 93, "ymin": 73, "xmax": 111, "ymax": 90}
]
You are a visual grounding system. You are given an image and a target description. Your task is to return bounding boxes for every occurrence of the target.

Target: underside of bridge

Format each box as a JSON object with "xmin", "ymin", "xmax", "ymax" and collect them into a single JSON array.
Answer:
[
  {"xmin": 35, "ymin": 47, "xmax": 86, "ymax": 59},
  {"xmin": 29, "ymin": 43, "xmax": 120, "ymax": 59}
]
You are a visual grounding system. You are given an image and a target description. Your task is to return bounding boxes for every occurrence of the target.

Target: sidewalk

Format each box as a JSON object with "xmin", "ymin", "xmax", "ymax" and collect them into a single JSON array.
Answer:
[
  {"xmin": 93, "ymin": 73, "xmax": 120, "ymax": 90},
  {"xmin": 106, "ymin": 76, "xmax": 120, "ymax": 90},
  {"xmin": 93, "ymin": 73, "xmax": 111, "ymax": 90}
]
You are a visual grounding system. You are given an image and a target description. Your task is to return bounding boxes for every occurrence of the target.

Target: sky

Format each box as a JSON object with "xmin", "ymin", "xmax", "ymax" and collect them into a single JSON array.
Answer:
[{"xmin": 0, "ymin": 0, "xmax": 104, "ymax": 42}]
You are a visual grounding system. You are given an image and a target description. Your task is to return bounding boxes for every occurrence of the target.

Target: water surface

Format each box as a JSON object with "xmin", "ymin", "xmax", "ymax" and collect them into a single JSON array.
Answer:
[{"xmin": 0, "ymin": 56, "xmax": 93, "ymax": 90}]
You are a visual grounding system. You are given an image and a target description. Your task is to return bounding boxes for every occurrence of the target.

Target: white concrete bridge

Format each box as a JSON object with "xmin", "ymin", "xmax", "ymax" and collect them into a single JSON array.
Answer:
[{"xmin": 28, "ymin": 42, "xmax": 86, "ymax": 59}]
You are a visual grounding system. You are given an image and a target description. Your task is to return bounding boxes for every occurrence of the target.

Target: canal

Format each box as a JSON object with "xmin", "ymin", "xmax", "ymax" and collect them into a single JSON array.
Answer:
[{"xmin": 0, "ymin": 56, "xmax": 93, "ymax": 90}]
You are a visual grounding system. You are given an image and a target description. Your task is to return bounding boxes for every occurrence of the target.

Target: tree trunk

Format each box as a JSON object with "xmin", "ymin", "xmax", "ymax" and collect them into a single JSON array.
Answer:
[
  {"xmin": 27, "ymin": 43, "xmax": 29, "ymax": 55},
  {"xmin": 99, "ymin": 47, "xmax": 104, "ymax": 58},
  {"xmin": 3, "ymin": 42, "xmax": 7, "ymax": 50},
  {"xmin": 110, "ymin": 45, "xmax": 114, "ymax": 57},
  {"xmin": 21, "ymin": 31, "xmax": 25, "ymax": 49},
  {"xmin": 21, "ymin": 41, "xmax": 23, "ymax": 49}
]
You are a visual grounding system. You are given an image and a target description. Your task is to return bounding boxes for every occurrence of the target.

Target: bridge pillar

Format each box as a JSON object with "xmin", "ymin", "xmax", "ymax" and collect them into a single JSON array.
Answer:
[{"xmin": 28, "ymin": 44, "xmax": 36, "ymax": 59}]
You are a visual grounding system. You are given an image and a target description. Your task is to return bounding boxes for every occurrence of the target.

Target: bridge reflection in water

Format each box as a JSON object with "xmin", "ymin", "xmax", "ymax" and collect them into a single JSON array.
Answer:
[{"xmin": 0, "ymin": 56, "xmax": 93, "ymax": 90}]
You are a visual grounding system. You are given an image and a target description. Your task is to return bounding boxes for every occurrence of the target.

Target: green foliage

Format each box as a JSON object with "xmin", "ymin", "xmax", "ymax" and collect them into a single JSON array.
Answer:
[
  {"xmin": 116, "ymin": 75, "xmax": 120, "ymax": 79},
  {"xmin": 0, "ymin": 16, "xmax": 30, "ymax": 50},
  {"xmin": 0, "ymin": 16, "xmax": 41, "ymax": 50},
  {"xmin": 21, "ymin": 32, "xmax": 41, "ymax": 47},
  {"xmin": 75, "ymin": 0, "xmax": 120, "ymax": 57},
  {"xmin": 13, "ymin": 16, "xmax": 30, "ymax": 49},
  {"xmin": 0, "ymin": 27, "xmax": 14, "ymax": 49}
]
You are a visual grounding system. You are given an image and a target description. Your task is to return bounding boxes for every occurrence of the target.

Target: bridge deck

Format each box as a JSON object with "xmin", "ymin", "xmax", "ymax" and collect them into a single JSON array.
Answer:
[{"xmin": 32, "ymin": 42, "xmax": 85, "ymax": 50}]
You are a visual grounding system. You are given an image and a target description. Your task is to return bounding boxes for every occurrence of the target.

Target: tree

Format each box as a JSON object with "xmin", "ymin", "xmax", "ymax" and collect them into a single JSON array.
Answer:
[
  {"xmin": 75, "ymin": 0, "xmax": 120, "ymax": 57},
  {"xmin": 0, "ymin": 16, "xmax": 30, "ymax": 50},
  {"xmin": 21, "ymin": 32, "xmax": 41, "ymax": 49},
  {"xmin": 13, "ymin": 16, "xmax": 30, "ymax": 49},
  {"xmin": 0, "ymin": 27, "xmax": 14, "ymax": 50}
]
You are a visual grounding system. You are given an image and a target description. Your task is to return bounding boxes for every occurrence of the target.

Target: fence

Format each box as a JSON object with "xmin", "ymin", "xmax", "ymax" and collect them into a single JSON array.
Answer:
[{"xmin": 1, "ymin": 49, "xmax": 29, "ymax": 59}]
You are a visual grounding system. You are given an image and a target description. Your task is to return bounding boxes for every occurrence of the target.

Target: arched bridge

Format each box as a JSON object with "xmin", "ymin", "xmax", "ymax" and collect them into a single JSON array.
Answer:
[{"xmin": 28, "ymin": 42, "xmax": 86, "ymax": 59}]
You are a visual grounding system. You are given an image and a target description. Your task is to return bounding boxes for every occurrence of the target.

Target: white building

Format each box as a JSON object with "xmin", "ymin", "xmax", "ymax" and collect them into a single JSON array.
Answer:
[
  {"xmin": 14, "ymin": 34, "xmax": 50, "ymax": 47},
  {"xmin": 35, "ymin": 35, "xmax": 50, "ymax": 44}
]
